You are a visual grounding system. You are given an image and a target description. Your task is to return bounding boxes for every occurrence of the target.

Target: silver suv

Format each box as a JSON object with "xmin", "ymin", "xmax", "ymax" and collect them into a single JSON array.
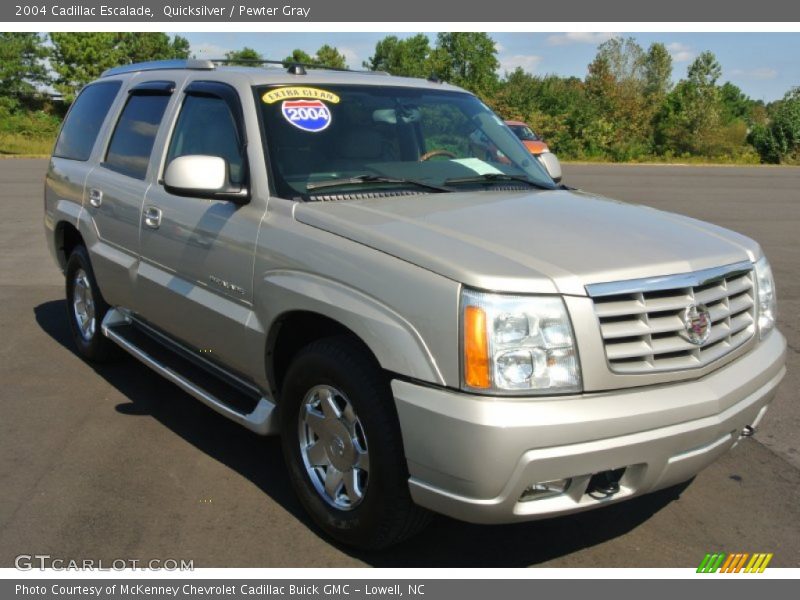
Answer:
[{"xmin": 44, "ymin": 59, "xmax": 786, "ymax": 549}]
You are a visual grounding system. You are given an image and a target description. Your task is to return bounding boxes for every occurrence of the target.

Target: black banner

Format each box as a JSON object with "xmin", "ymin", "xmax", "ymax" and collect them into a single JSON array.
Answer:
[{"xmin": 4, "ymin": 579, "xmax": 798, "ymax": 600}]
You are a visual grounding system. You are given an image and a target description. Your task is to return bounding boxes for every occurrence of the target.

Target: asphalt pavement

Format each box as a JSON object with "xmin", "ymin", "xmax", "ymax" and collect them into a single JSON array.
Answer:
[{"xmin": 0, "ymin": 160, "xmax": 798, "ymax": 567}]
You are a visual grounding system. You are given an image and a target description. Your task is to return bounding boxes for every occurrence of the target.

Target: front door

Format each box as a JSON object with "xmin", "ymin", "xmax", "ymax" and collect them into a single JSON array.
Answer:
[{"xmin": 136, "ymin": 81, "xmax": 260, "ymax": 377}]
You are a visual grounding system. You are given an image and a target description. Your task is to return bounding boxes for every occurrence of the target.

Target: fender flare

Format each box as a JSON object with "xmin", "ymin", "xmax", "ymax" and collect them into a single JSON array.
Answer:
[{"xmin": 256, "ymin": 270, "xmax": 446, "ymax": 386}]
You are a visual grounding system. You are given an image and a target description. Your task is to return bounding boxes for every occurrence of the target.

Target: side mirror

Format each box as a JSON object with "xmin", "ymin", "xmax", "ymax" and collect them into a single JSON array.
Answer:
[
  {"xmin": 537, "ymin": 152, "xmax": 562, "ymax": 184},
  {"xmin": 164, "ymin": 155, "xmax": 248, "ymax": 203}
]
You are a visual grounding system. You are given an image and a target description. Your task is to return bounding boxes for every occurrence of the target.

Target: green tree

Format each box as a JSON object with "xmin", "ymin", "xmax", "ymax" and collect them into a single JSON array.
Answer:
[
  {"xmin": 428, "ymin": 33, "xmax": 499, "ymax": 96},
  {"xmin": 225, "ymin": 47, "xmax": 263, "ymax": 65},
  {"xmin": 654, "ymin": 52, "xmax": 729, "ymax": 157},
  {"xmin": 314, "ymin": 45, "xmax": 347, "ymax": 69},
  {"xmin": 363, "ymin": 34, "xmax": 432, "ymax": 78},
  {"xmin": 643, "ymin": 42, "xmax": 673, "ymax": 100},
  {"xmin": 688, "ymin": 51, "xmax": 722, "ymax": 87},
  {"xmin": 490, "ymin": 68, "xmax": 592, "ymax": 158},
  {"xmin": 719, "ymin": 82, "xmax": 754, "ymax": 123},
  {"xmin": 283, "ymin": 49, "xmax": 315, "ymax": 66},
  {"xmin": 0, "ymin": 33, "xmax": 49, "ymax": 100},
  {"xmin": 117, "ymin": 33, "xmax": 190, "ymax": 64},
  {"xmin": 750, "ymin": 88, "xmax": 800, "ymax": 163},
  {"xmin": 49, "ymin": 33, "xmax": 121, "ymax": 101},
  {"xmin": 49, "ymin": 33, "xmax": 190, "ymax": 102},
  {"xmin": 364, "ymin": 35, "xmax": 399, "ymax": 71},
  {"xmin": 594, "ymin": 37, "xmax": 646, "ymax": 82},
  {"xmin": 585, "ymin": 54, "xmax": 615, "ymax": 114},
  {"xmin": 492, "ymin": 68, "xmax": 539, "ymax": 120},
  {"xmin": 748, "ymin": 124, "xmax": 779, "ymax": 163},
  {"xmin": 171, "ymin": 35, "xmax": 192, "ymax": 59},
  {"xmin": 686, "ymin": 52, "xmax": 724, "ymax": 153},
  {"xmin": 282, "ymin": 46, "xmax": 347, "ymax": 69},
  {"xmin": 584, "ymin": 37, "xmax": 652, "ymax": 159}
]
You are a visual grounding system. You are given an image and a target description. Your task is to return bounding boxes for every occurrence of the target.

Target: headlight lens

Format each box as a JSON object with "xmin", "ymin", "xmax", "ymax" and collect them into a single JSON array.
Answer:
[
  {"xmin": 461, "ymin": 289, "xmax": 581, "ymax": 394},
  {"xmin": 754, "ymin": 256, "xmax": 777, "ymax": 339}
]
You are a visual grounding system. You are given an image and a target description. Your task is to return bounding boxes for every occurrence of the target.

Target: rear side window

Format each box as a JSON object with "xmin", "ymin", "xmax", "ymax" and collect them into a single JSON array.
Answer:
[
  {"xmin": 104, "ymin": 94, "xmax": 171, "ymax": 180},
  {"xmin": 53, "ymin": 81, "xmax": 121, "ymax": 161},
  {"xmin": 166, "ymin": 94, "xmax": 245, "ymax": 185}
]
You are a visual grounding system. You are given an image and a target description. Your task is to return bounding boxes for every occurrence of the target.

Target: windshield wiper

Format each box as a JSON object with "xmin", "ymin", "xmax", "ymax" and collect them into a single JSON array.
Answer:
[
  {"xmin": 306, "ymin": 174, "xmax": 450, "ymax": 193},
  {"xmin": 444, "ymin": 173, "xmax": 550, "ymax": 189}
]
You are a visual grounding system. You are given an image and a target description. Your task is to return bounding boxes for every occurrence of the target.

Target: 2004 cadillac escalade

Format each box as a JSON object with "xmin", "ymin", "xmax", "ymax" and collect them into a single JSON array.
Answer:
[{"xmin": 44, "ymin": 59, "xmax": 786, "ymax": 549}]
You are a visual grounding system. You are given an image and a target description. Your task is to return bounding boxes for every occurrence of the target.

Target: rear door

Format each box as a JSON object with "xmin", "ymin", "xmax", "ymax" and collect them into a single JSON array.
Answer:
[
  {"xmin": 46, "ymin": 80, "xmax": 122, "ymax": 266},
  {"xmin": 83, "ymin": 80, "xmax": 175, "ymax": 308},
  {"xmin": 136, "ymin": 81, "xmax": 261, "ymax": 377}
]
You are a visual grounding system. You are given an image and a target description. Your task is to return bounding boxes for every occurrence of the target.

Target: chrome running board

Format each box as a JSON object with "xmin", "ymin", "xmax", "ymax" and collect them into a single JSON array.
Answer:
[{"xmin": 101, "ymin": 308, "xmax": 277, "ymax": 435}]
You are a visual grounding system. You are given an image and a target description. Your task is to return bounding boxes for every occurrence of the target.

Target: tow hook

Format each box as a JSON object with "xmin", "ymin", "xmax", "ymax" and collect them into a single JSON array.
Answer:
[
  {"xmin": 741, "ymin": 425, "xmax": 756, "ymax": 438},
  {"xmin": 587, "ymin": 468, "xmax": 625, "ymax": 499}
]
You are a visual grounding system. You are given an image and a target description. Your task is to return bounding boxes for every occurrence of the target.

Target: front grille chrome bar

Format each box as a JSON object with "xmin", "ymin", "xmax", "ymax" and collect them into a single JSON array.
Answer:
[
  {"xmin": 586, "ymin": 261, "xmax": 756, "ymax": 374},
  {"xmin": 585, "ymin": 261, "xmax": 754, "ymax": 298}
]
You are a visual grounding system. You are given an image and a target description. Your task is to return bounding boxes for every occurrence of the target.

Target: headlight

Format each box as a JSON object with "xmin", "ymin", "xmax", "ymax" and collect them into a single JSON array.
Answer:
[
  {"xmin": 461, "ymin": 289, "xmax": 581, "ymax": 394},
  {"xmin": 754, "ymin": 256, "xmax": 777, "ymax": 339}
]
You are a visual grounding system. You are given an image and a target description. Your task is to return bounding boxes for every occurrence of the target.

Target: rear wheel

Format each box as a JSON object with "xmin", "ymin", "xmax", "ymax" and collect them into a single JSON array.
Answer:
[
  {"xmin": 65, "ymin": 246, "xmax": 120, "ymax": 362},
  {"xmin": 280, "ymin": 336, "xmax": 430, "ymax": 549}
]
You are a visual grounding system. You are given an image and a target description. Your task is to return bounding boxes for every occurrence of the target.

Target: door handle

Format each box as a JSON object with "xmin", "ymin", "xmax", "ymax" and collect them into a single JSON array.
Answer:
[
  {"xmin": 143, "ymin": 206, "xmax": 162, "ymax": 229},
  {"xmin": 88, "ymin": 188, "xmax": 103, "ymax": 208}
]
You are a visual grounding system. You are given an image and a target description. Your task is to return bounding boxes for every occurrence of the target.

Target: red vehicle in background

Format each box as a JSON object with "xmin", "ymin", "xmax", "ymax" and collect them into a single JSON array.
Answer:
[
  {"xmin": 505, "ymin": 120, "xmax": 549, "ymax": 154},
  {"xmin": 505, "ymin": 120, "xmax": 562, "ymax": 182}
]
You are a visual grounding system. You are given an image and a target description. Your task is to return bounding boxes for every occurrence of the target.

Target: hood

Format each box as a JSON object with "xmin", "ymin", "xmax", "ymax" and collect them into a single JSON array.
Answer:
[{"xmin": 294, "ymin": 189, "xmax": 760, "ymax": 296}]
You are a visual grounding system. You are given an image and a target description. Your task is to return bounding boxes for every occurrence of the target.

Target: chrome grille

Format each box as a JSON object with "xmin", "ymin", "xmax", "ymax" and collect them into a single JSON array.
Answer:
[{"xmin": 587, "ymin": 262, "xmax": 756, "ymax": 374}]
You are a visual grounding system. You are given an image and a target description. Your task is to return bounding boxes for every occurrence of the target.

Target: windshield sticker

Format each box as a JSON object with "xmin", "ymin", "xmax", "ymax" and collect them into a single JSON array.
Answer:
[
  {"xmin": 263, "ymin": 87, "xmax": 340, "ymax": 104},
  {"xmin": 281, "ymin": 99, "xmax": 332, "ymax": 132},
  {"xmin": 451, "ymin": 158, "xmax": 503, "ymax": 175}
]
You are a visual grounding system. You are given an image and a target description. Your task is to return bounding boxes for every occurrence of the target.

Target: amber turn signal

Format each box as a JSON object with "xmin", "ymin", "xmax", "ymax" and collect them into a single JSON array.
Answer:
[{"xmin": 464, "ymin": 305, "xmax": 491, "ymax": 388}]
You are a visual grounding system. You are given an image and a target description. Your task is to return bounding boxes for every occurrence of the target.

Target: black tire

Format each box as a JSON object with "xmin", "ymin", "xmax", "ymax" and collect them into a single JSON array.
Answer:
[
  {"xmin": 65, "ymin": 245, "xmax": 121, "ymax": 363},
  {"xmin": 280, "ymin": 336, "xmax": 430, "ymax": 549}
]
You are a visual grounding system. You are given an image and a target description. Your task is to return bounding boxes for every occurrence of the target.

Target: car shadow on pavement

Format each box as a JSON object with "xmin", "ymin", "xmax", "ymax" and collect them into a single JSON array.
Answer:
[
  {"xmin": 361, "ymin": 483, "xmax": 690, "ymax": 567},
  {"xmin": 35, "ymin": 298, "xmax": 691, "ymax": 567},
  {"xmin": 33, "ymin": 300, "xmax": 309, "ymax": 524}
]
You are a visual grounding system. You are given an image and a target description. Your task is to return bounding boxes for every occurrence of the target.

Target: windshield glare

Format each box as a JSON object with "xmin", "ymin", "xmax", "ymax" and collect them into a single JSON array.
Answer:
[{"xmin": 256, "ymin": 84, "xmax": 556, "ymax": 199}]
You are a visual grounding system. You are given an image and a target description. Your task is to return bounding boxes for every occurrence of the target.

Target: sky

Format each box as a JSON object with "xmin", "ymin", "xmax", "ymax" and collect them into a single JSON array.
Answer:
[{"xmin": 173, "ymin": 32, "xmax": 800, "ymax": 102}]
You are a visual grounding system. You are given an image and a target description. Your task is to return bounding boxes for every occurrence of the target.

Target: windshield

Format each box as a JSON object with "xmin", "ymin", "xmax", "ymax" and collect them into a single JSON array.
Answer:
[
  {"xmin": 256, "ymin": 84, "xmax": 556, "ymax": 199},
  {"xmin": 508, "ymin": 124, "xmax": 540, "ymax": 142}
]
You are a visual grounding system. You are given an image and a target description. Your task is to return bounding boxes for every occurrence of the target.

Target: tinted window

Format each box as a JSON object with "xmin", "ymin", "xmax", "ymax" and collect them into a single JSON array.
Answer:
[
  {"xmin": 104, "ymin": 94, "xmax": 170, "ymax": 180},
  {"xmin": 509, "ymin": 125, "xmax": 539, "ymax": 142},
  {"xmin": 53, "ymin": 81, "xmax": 121, "ymax": 161},
  {"xmin": 166, "ymin": 94, "xmax": 244, "ymax": 185}
]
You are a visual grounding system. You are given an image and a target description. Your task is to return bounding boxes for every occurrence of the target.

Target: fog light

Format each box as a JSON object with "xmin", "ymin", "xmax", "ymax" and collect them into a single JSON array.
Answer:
[{"xmin": 519, "ymin": 478, "xmax": 571, "ymax": 502}]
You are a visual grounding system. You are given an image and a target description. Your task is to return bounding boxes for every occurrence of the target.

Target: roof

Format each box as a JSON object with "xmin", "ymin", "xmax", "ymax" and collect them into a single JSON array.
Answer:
[{"xmin": 99, "ymin": 59, "xmax": 468, "ymax": 93}]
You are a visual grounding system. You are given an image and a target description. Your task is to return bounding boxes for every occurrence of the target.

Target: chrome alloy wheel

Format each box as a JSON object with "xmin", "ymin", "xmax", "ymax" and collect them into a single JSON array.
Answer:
[
  {"xmin": 298, "ymin": 385, "xmax": 370, "ymax": 510},
  {"xmin": 72, "ymin": 268, "xmax": 96, "ymax": 341}
]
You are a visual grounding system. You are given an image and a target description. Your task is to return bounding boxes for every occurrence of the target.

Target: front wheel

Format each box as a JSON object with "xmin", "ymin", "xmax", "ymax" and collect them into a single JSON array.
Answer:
[{"xmin": 280, "ymin": 336, "xmax": 430, "ymax": 549}]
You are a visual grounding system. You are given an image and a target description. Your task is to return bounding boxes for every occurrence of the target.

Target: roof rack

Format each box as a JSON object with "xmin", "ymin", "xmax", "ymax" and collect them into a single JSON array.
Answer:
[
  {"xmin": 209, "ymin": 58, "xmax": 390, "ymax": 76},
  {"xmin": 101, "ymin": 59, "xmax": 216, "ymax": 78},
  {"xmin": 100, "ymin": 58, "xmax": 390, "ymax": 78},
  {"xmin": 210, "ymin": 58, "xmax": 350, "ymax": 72}
]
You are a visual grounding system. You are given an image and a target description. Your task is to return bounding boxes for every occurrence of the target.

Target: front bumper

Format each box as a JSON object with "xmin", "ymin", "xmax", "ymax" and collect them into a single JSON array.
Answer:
[{"xmin": 393, "ymin": 331, "xmax": 786, "ymax": 524}]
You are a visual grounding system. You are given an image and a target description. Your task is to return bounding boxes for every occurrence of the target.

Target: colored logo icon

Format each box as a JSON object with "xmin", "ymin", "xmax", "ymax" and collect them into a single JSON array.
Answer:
[
  {"xmin": 281, "ymin": 99, "xmax": 332, "ymax": 132},
  {"xmin": 682, "ymin": 303, "xmax": 711, "ymax": 345},
  {"xmin": 697, "ymin": 552, "xmax": 773, "ymax": 573}
]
